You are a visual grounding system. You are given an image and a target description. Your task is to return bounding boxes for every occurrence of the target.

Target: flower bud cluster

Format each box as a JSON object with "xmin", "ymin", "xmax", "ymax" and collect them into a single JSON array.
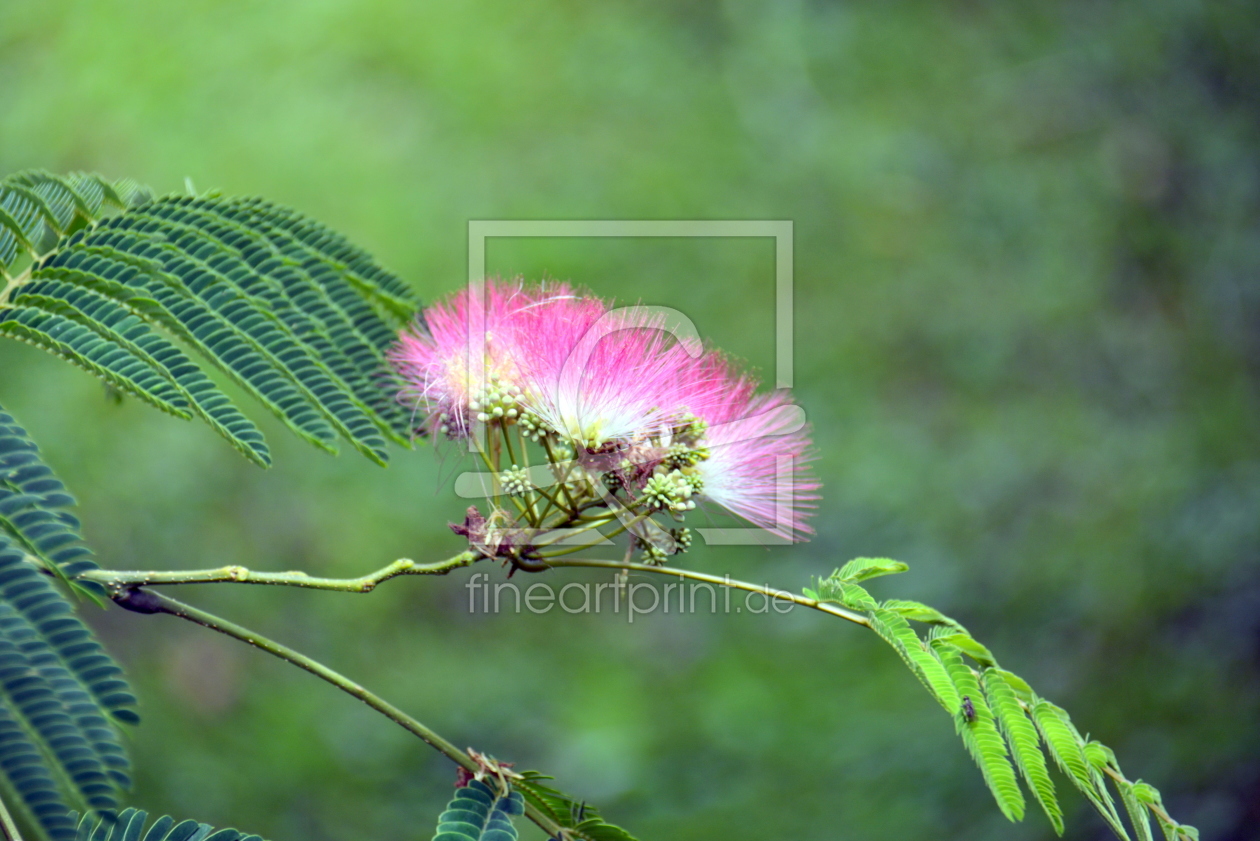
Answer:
[
  {"xmin": 469, "ymin": 375, "xmax": 522, "ymax": 426},
  {"xmin": 642, "ymin": 468, "xmax": 699, "ymax": 513},
  {"xmin": 500, "ymin": 465, "xmax": 531, "ymax": 496}
]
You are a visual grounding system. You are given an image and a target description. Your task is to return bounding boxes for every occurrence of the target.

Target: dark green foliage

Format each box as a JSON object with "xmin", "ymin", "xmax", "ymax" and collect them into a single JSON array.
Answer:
[
  {"xmin": 1, "ymin": 172, "xmax": 421, "ymax": 468},
  {"xmin": 0, "ymin": 169, "xmax": 428, "ymax": 837},
  {"xmin": 0, "ymin": 403, "xmax": 136, "ymax": 840},
  {"xmin": 0, "ymin": 172, "xmax": 150, "ymax": 269},
  {"xmin": 828, "ymin": 559, "xmax": 1199, "ymax": 841},
  {"xmin": 430, "ymin": 779, "xmax": 524, "ymax": 841},
  {"xmin": 514, "ymin": 773, "xmax": 638, "ymax": 841},
  {"xmin": 74, "ymin": 807, "xmax": 265, "ymax": 841}
]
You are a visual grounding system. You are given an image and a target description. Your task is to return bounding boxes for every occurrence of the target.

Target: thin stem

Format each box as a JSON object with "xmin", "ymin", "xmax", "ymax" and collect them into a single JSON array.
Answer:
[
  {"xmin": 537, "ymin": 511, "xmax": 652, "ymax": 559},
  {"xmin": 0, "ymin": 794, "xmax": 23, "ymax": 841},
  {"xmin": 501, "ymin": 423, "xmax": 518, "ymax": 468},
  {"xmin": 0, "ymin": 266, "xmax": 31, "ymax": 307},
  {"xmin": 531, "ymin": 512, "xmax": 620, "ymax": 549},
  {"xmin": 512, "ymin": 426, "xmax": 540, "ymax": 526},
  {"xmin": 543, "ymin": 557, "xmax": 871, "ymax": 626},
  {"xmin": 541, "ymin": 437, "xmax": 580, "ymax": 515},
  {"xmin": 473, "ymin": 431, "xmax": 526, "ymax": 518},
  {"xmin": 80, "ymin": 551, "xmax": 480, "ymax": 591},
  {"xmin": 1099, "ymin": 765, "xmax": 1183, "ymax": 835},
  {"xmin": 530, "ymin": 482, "xmax": 566, "ymax": 525},
  {"xmin": 118, "ymin": 589, "xmax": 564, "ymax": 838}
]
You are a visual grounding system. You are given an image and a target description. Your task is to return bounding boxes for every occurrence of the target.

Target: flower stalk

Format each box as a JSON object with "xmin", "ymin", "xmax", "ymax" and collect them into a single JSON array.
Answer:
[{"xmin": 110, "ymin": 587, "xmax": 566, "ymax": 839}]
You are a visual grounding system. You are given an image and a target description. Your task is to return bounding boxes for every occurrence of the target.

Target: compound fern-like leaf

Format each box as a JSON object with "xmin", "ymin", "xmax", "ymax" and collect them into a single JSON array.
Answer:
[
  {"xmin": 982, "ymin": 668, "xmax": 1063, "ymax": 833},
  {"xmin": 867, "ymin": 608, "xmax": 959, "ymax": 712},
  {"xmin": 74, "ymin": 807, "xmax": 265, "ymax": 841},
  {"xmin": 431, "ymin": 779, "xmax": 524, "ymax": 841},
  {"xmin": 514, "ymin": 772, "xmax": 639, "ymax": 841},
  {"xmin": 2, "ymin": 172, "xmax": 421, "ymax": 468},
  {"xmin": 0, "ymin": 307, "xmax": 191, "ymax": 419},
  {"xmin": 0, "ymin": 403, "xmax": 136, "ymax": 840},
  {"xmin": 932, "ymin": 642, "xmax": 1024, "ymax": 822},
  {"xmin": 810, "ymin": 559, "xmax": 1196, "ymax": 841},
  {"xmin": 1032, "ymin": 699, "xmax": 1130, "ymax": 840}
]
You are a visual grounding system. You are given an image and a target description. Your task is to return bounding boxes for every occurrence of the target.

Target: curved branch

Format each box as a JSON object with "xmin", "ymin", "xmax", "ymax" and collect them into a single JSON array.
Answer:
[
  {"xmin": 111, "ymin": 588, "xmax": 564, "ymax": 839},
  {"xmin": 80, "ymin": 551, "xmax": 480, "ymax": 592},
  {"xmin": 542, "ymin": 557, "xmax": 872, "ymax": 627},
  {"xmin": 0, "ymin": 794, "xmax": 23, "ymax": 841}
]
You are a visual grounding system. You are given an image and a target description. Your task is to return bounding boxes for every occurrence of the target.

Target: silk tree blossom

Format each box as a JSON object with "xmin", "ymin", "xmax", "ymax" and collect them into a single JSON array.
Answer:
[
  {"xmin": 512, "ymin": 298, "xmax": 718, "ymax": 451},
  {"xmin": 605, "ymin": 352, "xmax": 818, "ymax": 546},
  {"xmin": 390, "ymin": 279, "xmax": 819, "ymax": 565},
  {"xmin": 389, "ymin": 280, "xmax": 540, "ymax": 439},
  {"xmin": 689, "ymin": 382, "xmax": 819, "ymax": 541}
]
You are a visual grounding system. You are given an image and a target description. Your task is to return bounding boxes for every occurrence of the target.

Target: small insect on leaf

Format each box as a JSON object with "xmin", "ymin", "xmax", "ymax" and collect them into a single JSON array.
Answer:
[{"xmin": 961, "ymin": 695, "xmax": 976, "ymax": 723}]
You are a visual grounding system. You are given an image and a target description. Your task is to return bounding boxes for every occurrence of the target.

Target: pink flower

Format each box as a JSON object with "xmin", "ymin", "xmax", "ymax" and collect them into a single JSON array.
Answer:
[
  {"xmin": 686, "ymin": 362, "xmax": 820, "ymax": 542},
  {"xmin": 512, "ymin": 298, "xmax": 715, "ymax": 450},
  {"xmin": 389, "ymin": 279, "xmax": 538, "ymax": 438},
  {"xmin": 391, "ymin": 279, "xmax": 819, "ymax": 542}
]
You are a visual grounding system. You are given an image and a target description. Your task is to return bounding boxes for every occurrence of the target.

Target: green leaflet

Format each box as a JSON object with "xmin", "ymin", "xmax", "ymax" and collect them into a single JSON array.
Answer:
[
  {"xmin": 805, "ymin": 560, "xmax": 1188, "ymax": 840},
  {"xmin": 226, "ymin": 196, "xmax": 417, "ymax": 323},
  {"xmin": 85, "ymin": 212, "xmax": 392, "ymax": 461},
  {"xmin": 42, "ymin": 240, "xmax": 340, "ymax": 455},
  {"xmin": 932, "ymin": 643, "xmax": 1025, "ymax": 822},
  {"xmin": 982, "ymin": 668, "xmax": 1063, "ymax": 834},
  {"xmin": 0, "ymin": 172, "xmax": 149, "ymax": 271},
  {"xmin": 809, "ymin": 578, "xmax": 877, "ymax": 610},
  {"xmin": 120, "ymin": 201, "xmax": 411, "ymax": 442},
  {"xmin": 0, "ymin": 307, "xmax": 192, "ymax": 420},
  {"xmin": 1130, "ymin": 782, "xmax": 1198, "ymax": 841},
  {"xmin": 0, "ymin": 404, "xmax": 136, "ymax": 841},
  {"xmin": 514, "ymin": 772, "xmax": 639, "ymax": 841},
  {"xmin": 431, "ymin": 779, "xmax": 525, "ymax": 841},
  {"xmin": 831, "ymin": 557, "xmax": 909, "ymax": 583},
  {"xmin": 12, "ymin": 279, "xmax": 270, "ymax": 467},
  {"xmin": 4, "ymin": 172, "xmax": 421, "ymax": 468},
  {"xmin": 931, "ymin": 632, "xmax": 996, "ymax": 667},
  {"xmin": 867, "ymin": 608, "xmax": 960, "ymax": 712},
  {"xmin": 74, "ymin": 807, "xmax": 265, "ymax": 841},
  {"xmin": 879, "ymin": 598, "xmax": 966, "ymax": 630},
  {"xmin": 1090, "ymin": 744, "xmax": 1168, "ymax": 841},
  {"xmin": 1031, "ymin": 699, "xmax": 1130, "ymax": 840},
  {"xmin": 0, "ymin": 407, "xmax": 100, "ymax": 584},
  {"xmin": 993, "ymin": 668, "xmax": 1035, "ymax": 705},
  {"xmin": 1116, "ymin": 777, "xmax": 1155, "ymax": 841}
]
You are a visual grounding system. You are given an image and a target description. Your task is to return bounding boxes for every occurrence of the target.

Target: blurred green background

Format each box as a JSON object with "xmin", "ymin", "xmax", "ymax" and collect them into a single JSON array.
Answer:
[{"xmin": 2, "ymin": 1, "xmax": 1258, "ymax": 839}]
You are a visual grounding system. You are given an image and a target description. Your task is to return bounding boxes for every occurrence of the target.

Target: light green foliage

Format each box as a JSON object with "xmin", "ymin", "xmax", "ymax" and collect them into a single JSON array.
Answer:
[
  {"xmin": 805, "ymin": 559, "xmax": 907, "ymax": 607},
  {"xmin": 982, "ymin": 668, "xmax": 1063, "ymax": 834},
  {"xmin": 878, "ymin": 599, "xmax": 966, "ymax": 630},
  {"xmin": 0, "ymin": 171, "xmax": 421, "ymax": 468},
  {"xmin": 515, "ymin": 772, "xmax": 638, "ymax": 841},
  {"xmin": 834, "ymin": 559, "xmax": 1198, "ymax": 840},
  {"xmin": 1032, "ymin": 701, "xmax": 1129, "ymax": 838},
  {"xmin": 430, "ymin": 779, "xmax": 524, "ymax": 841},
  {"xmin": 1116, "ymin": 777, "xmax": 1155, "ymax": 841},
  {"xmin": 867, "ymin": 607, "xmax": 959, "ymax": 712},
  {"xmin": 831, "ymin": 557, "xmax": 909, "ymax": 584},
  {"xmin": 74, "ymin": 807, "xmax": 264, "ymax": 841},
  {"xmin": 0, "ymin": 402, "xmax": 135, "ymax": 841},
  {"xmin": 1131, "ymin": 782, "xmax": 1199, "ymax": 841},
  {"xmin": 932, "ymin": 640, "xmax": 1025, "ymax": 822}
]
